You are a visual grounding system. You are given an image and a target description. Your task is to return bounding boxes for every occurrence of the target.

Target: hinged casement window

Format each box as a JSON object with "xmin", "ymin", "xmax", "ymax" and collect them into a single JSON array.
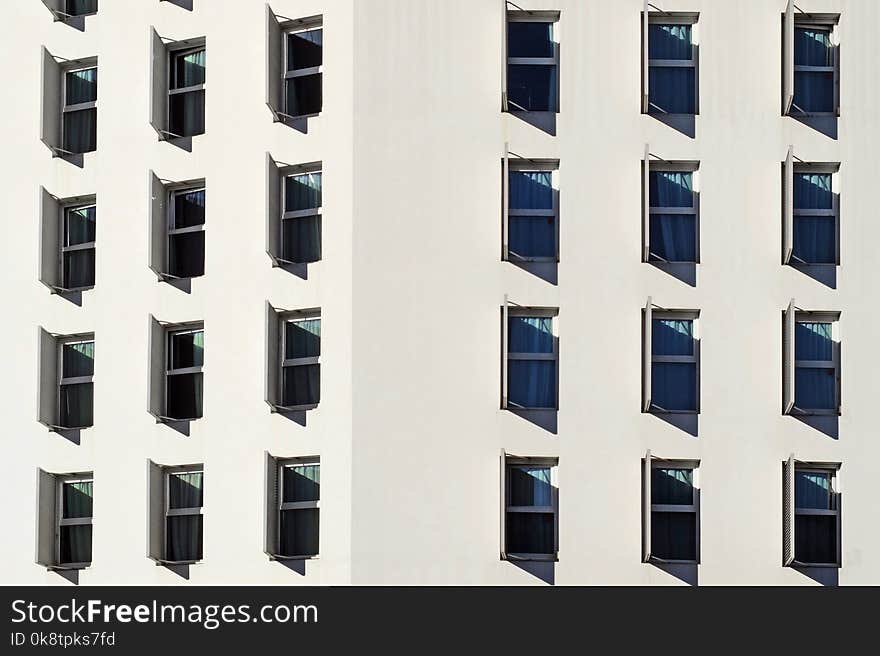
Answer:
[
  {"xmin": 149, "ymin": 30, "xmax": 205, "ymax": 141},
  {"xmin": 264, "ymin": 454, "xmax": 320, "ymax": 560},
  {"xmin": 783, "ymin": 302, "xmax": 840, "ymax": 416},
  {"xmin": 40, "ymin": 49, "xmax": 97, "ymax": 158},
  {"xmin": 502, "ymin": 147, "xmax": 559, "ymax": 262},
  {"xmin": 642, "ymin": 7, "xmax": 699, "ymax": 115},
  {"xmin": 642, "ymin": 452, "xmax": 700, "ymax": 564},
  {"xmin": 266, "ymin": 9, "xmax": 323, "ymax": 122},
  {"xmin": 58, "ymin": 336, "xmax": 95, "ymax": 429},
  {"xmin": 502, "ymin": 301, "xmax": 559, "ymax": 410},
  {"xmin": 41, "ymin": 1, "xmax": 98, "ymax": 24},
  {"xmin": 643, "ymin": 149, "xmax": 700, "ymax": 264},
  {"xmin": 265, "ymin": 304, "xmax": 321, "ymax": 412},
  {"xmin": 643, "ymin": 301, "xmax": 700, "ymax": 414},
  {"xmin": 148, "ymin": 173, "xmax": 205, "ymax": 281},
  {"xmin": 147, "ymin": 317, "xmax": 203, "ymax": 422},
  {"xmin": 502, "ymin": 454, "xmax": 558, "ymax": 561},
  {"xmin": 39, "ymin": 188, "xmax": 96, "ymax": 294},
  {"xmin": 783, "ymin": 457, "xmax": 841, "ymax": 567},
  {"xmin": 36, "ymin": 469, "xmax": 93, "ymax": 570},
  {"xmin": 265, "ymin": 156, "xmax": 323, "ymax": 267},
  {"xmin": 505, "ymin": 10, "xmax": 560, "ymax": 113},
  {"xmin": 782, "ymin": 151, "xmax": 840, "ymax": 266},
  {"xmin": 783, "ymin": 4, "xmax": 840, "ymax": 116},
  {"xmin": 148, "ymin": 462, "xmax": 203, "ymax": 565}
]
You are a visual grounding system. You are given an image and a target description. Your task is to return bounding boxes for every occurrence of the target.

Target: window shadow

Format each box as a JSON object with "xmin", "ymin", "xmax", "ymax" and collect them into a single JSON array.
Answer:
[
  {"xmin": 165, "ymin": 136, "xmax": 193, "ymax": 152},
  {"xmin": 791, "ymin": 114, "xmax": 838, "ymax": 141},
  {"xmin": 278, "ymin": 116, "xmax": 309, "ymax": 134},
  {"xmin": 792, "ymin": 414, "xmax": 838, "ymax": 439},
  {"xmin": 164, "ymin": 563, "xmax": 191, "ymax": 579},
  {"xmin": 55, "ymin": 428, "xmax": 82, "ymax": 445},
  {"xmin": 649, "ymin": 262, "xmax": 696, "ymax": 287},
  {"xmin": 277, "ymin": 558, "xmax": 307, "ymax": 576},
  {"xmin": 57, "ymin": 290, "xmax": 84, "ymax": 306},
  {"xmin": 163, "ymin": 0, "xmax": 193, "ymax": 10},
  {"xmin": 59, "ymin": 153, "xmax": 84, "ymax": 168},
  {"xmin": 276, "ymin": 409, "xmax": 308, "ymax": 427},
  {"xmin": 161, "ymin": 420, "xmax": 192, "ymax": 437},
  {"xmin": 649, "ymin": 113, "xmax": 695, "ymax": 139},
  {"xmin": 60, "ymin": 16, "xmax": 86, "ymax": 32},
  {"xmin": 509, "ymin": 559, "xmax": 554, "ymax": 585},
  {"xmin": 652, "ymin": 412, "xmax": 698, "ymax": 437},
  {"xmin": 791, "ymin": 264, "xmax": 836, "ymax": 289},
  {"xmin": 278, "ymin": 262, "xmax": 309, "ymax": 280},
  {"xmin": 165, "ymin": 278, "xmax": 193, "ymax": 294},
  {"xmin": 651, "ymin": 562, "xmax": 698, "ymax": 586},
  {"xmin": 793, "ymin": 565, "xmax": 838, "ymax": 586},
  {"xmin": 510, "ymin": 260, "xmax": 556, "ymax": 285},
  {"xmin": 508, "ymin": 111, "xmax": 556, "ymax": 136},
  {"xmin": 53, "ymin": 568, "xmax": 80, "ymax": 585},
  {"xmin": 508, "ymin": 408, "xmax": 557, "ymax": 434}
]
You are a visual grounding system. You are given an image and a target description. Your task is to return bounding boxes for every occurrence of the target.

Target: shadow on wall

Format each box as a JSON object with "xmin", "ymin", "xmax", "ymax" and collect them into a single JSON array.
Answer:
[
  {"xmin": 510, "ymin": 559, "xmax": 554, "ymax": 585},
  {"xmin": 165, "ymin": 564, "xmax": 191, "ymax": 580},
  {"xmin": 791, "ymin": 114, "xmax": 837, "ymax": 140},
  {"xmin": 649, "ymin": 262, "xmax": 696, "ymax": 288},
  {"xmin": 278, "ymin": 262, "xmax": 309, "ymax": 280},
  {"xmin": 57, "ymin": 290, "xmax": 84, "ymax": 306},
  {"xmin": 166, "ymin": 278, "xmax": 193, "ymax": 294},
  {"xmin": 53, "ymin": 569, "xmax": 80, "ymax": 585},
  {"xmin": 277, "ymin": 558, "xmax": 307, "ymax": 576},
  {"xmin": 794, "ymin": 565, "xmax": 838, "ymax": 586},
  {"xmin": 791, "ymin": 264, "xmax": 836, "ymax": 289},
  {"xmin": 508, "ymin": 408, "xmax": 556, "ymax": 434},
  {"xmin": 651, "ymin": 562, "xmax": 697, "ymax": 586},
  {"xmin": 793, "ymin": 414, "xmax": 838, "ymax": 440},
  {"xmin": 509, "ymin": 111, "xmax": 556, "ymax": 136},
  {"xmin": 163, "ymin": 0, "xmax": 194, "ymax": 10},
  {"xmin": 649, "ymin": 113, "xmax": 695, "ymax": 139},
  {"xmin": 275, "ymin": 409, "xmax": 307, "ymax": 427},
  {"xmin": 652, "ymin": 412, "xmax": 698, "ymax": 438}
]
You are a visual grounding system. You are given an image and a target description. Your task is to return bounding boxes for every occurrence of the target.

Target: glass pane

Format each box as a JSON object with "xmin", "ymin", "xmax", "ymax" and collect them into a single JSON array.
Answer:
[
  {"xmin": 166, "ymin": 372, "xmax": 203, "ymax": 419},
  {"xmin": 285, "ymin": 173, "xmax": 322, "ymax": 212},
  {"xmin": 651, "ymin": 362, "xmax": 697, "ymax": 411},
  {"xmin": 649, "ymin": 24, "xmax": 692, "ymax": 60},
  {"xmin": 508, "ymin": 466, "xmax": 552, "ymax": 506},
  {"xmin": 285, "ymin": 74, "xmax": 322, "ymax": 117},
  {"xmin": 170, "ymin": 331, "xmax": 204, "ymax": 369},
  {"xmin": 652, "ymin": 319, "xmax": 693, "ymax": 356},
  {"xmin": 795, "ymin": 514, "xmax": 836, "ymax": 564},
  {"xmin": 508, "ymin": 360, "xmax": 556, "ymax": 408},
  {"xmin": 506, "ymin": 512, "xmax": 554, "ymax": 554},
  {"xmin": 169, "ymin": 90, "xmax": 205, "ymax": 137},
  {"xmin": 285, "ymin": 319, "xmax": 321, "ymax": 359},
  {"xmin": 282, "ymin": 215, "xmax": 322, "ymax": 263},
  {"xmin": 794, "ymin": 71, "xmax": 834, "ymax": 113},
  {"xmin": 649, "ymin": 171, "xmax": 693, "ymax": 208},
  {"xmin": 509, "ymin": 171, "xmax": 552, "ymax": 210},
  {"xmin": 173, "ymin": 49, "xmax": 205, "ymax": 88},
  {"xmin": 795, "ymin": 471, "xmax": 831, "ymax": 510},
  {"xmin": 59, "ymin": 525, "xmax": 92, "ymax": 564},
  {"xmin": 287, "ymin": 29, "xmax": 323, "ymax": 71},
  {"xmin": 67, "ymin": 0, "xmax": 98, "ymax": 16},
  {"xmin": 168, "ymin": 472, "xmax": 203, "ymax": 509},
  {"xmin": 794, "ymin": 367, "xmax": 835, "ymax": 410},
  {"xmin": 166, "ymin": 515, "xmax": 203, "ymax": 561},
  {"xmin": 649, "ymin": 214, "xmax": 696, "ymax": 262},
  {"xmin": 63, "ymin": 108, "xmax": 97, "ymax": 154},
  {"xmin": 794, "ymin": 27, "xmax": 833, "ymax": 67},
  {"xmin": 507, "ymin": 64, "xmax": 557, "ymax": 112},
  {"xmin": 280, "ymin": 508, "xmax": 319, "ymax": 557},
  {"xmin": 650, "ymin": 512, "xmax": 696, "ymax": 561},
  {"xmin": 793, "ymin": 174, "xmax": 832, "ymax": 210},
  {"xmin": 173, "ymin": 189, "xmax": 205, "ymax": 229},
  {"xmin": 651, "ymin": 469, "xmax": 693, "ymax": 505},
  {"xmin": 795, "ymin": 322, "xmax": 832, "ymax": 360},
  {"xmin": 65, "ymin": 68, "xmax": 97, "ymax": 104},
  {"xmin": 60, "ymin": 382, "xmax": 93, "ymax": 428},
  {"xmin": 509, "ymin": 216, "xmax": 555, "ymax": 259},
  {"xmin": 62, "ymin": 481, "xmax": 93, "ymax": 518},
  {"xmin": 508, "ymin": 316, "xmax": 553, "ymax": 353},
  {"xmin": 63, "ymin": 341, "xmax": 94, "ymax": 377},
  {"xmin": 282, "ymin": 364, "xmax": 321, "ymax": 406},
  {"xmin": 648, "ymin": 66, "xmax": 695, "ymax": 114},
  {"xmin": 169, "ymin": 231, "xmax": 205, "ymax": 278},
  {"xmin": 793, "ymin": 216, "xmax": 835, "ymax": 264},
  {"xmin": 507, "ymin": 21, "xmax": 554, "ymax": 58},
  {"xmin": 63, "ymin": 249, "xmax": 95, "ymax": 288},
  {"xmin": 283, "ymin": 464, "xmax": 320, "ymax": 503},
  {"xmin": 65, "ymin": 206, "xmax": 96, "ymax": 245}
]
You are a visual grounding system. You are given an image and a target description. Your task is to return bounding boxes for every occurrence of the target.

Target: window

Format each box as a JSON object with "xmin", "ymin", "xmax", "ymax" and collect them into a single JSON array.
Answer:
[
  {"xmin": 643, "ymin": 12, "xmax": 698, "ymax": 115},
  {"xmin": 783, "ymin": 150, "xmax": 839, "ymax": 266},
  {"xmin": 62, "ymin": 66, "xmax": 97, "ymax": 154},
  {"xmin": 166, "ymin": 327, "xmax": 204, "ymax": 420},
  {"xmin": 58, "ymin": 337, "xmax": 94, "ymax": 429},
  {"xmin": 502, "ymin": 151, "xmax": 558, "ymax": 262},
  {"xmin": 783, "ymin": 457, "xmax": 840, "ymax": 567},
  {"xmin": 168, "ymin": 187, "xmax": 205, "ymax": 278},
  {"xmin": 61, "ymin": 203, "xmax": 96, "ymax": 289},
  {"xmin": 502, "ymin": 303, "xmax": 558, "ymax": 410},
  {"xmin": 36, "ymin": 470, "xmax": 93, "ymax": 571},
  {"xmin": 642, "ymin": 453, "xmax": 699, "ymax": 563},
  {"xmin": 285, "ymin": 23, "xmax": 323, "ymax": 118},
  {"xmin": 505, "ymin": 11, "xmax": 559, "ymax": 113},
  {"xmin": 165, "ymin": 470, "xmax": 204, "ymax": 563},
  {"xmin": 783, "ymin": 3, "xmax": 839, "ymax": 116},
  {"xmin": 783, "ymin": 302, "xmax": 840, "ymax": 415},
  {"xmin": 265, "ymin": 455, "xmax": 320, "ymax": 559},
  {"xmin": 643, "ymin": 153, "xmax": 699, "ymax": 263},
  {"xmin": 502, "ymin": 455, "xmax": 558, "ymax": 561},
  {"xmin": 283, "ymin": 170, "xmax": 322, "ymax": 263},
  {"xmin": 643, "ymin": 301, "xmax": 699, "ymax": 413},
  {"xmin": 282, "ymin": 315, "xmax": 321, "ymax": 408},
  {"xmin": 65, "ymin": 0, "xmax": 97, "ymax": 16},
  {"xmin": 40, "ymin": 1, "xmax": 97, "ymax": 27},
  {"xmin": 169, "ymin": 47, "xmax": 205, "ymax": 138}
]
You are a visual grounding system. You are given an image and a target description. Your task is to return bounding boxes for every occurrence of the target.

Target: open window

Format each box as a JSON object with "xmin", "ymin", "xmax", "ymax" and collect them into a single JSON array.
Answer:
[
  {"xmin": 40, "ymin": 1, "xmax": 97, "ymax": 29},
  {"xmin": 783, "ymin": 3, "xmax": 839, "ymax": 116},
  {"xmin": 36, "ymin": 469, "xmax": 93, "ymax": 571},
  {"xmin": 37, "ymin": 329, "xmax": 94, "ymax": 432},
  {"xmin": 782, "ymin": 301, "xmax": 840, "ymax": 416},
  {"xmin": 504, "ymin": 9, "xmax": 559, "ymax": 114},
  {"xmin": 642, "ymin": 147, "xmax": 699, "ymax": 263},
  {"xmin": 148, "ymin": 461, "xmax": 203, "ymax": 565},
  {"xmin": 782, "ymin": 149, "xmax": 839, "ymax": 266},
  {"xmin": 264, "ymin": 454, "xmax": 320, "ymax": 560},
  {"xmin": 266, "ymin": 303, "xmax": 321, "ymax": 413},
  {"xmin": 265, "ymin": 155, "xmax": 322, "ymax": 267},
  {"xmin": 642, "ymin": 299, "xmax": 700, "ymax": 414},
  {"xmin": 40, "ymin": 48, "xmax": 97, "ymax": 158},
  {"xmin": 501, "ymin": 452, "xmax": 558, "ymax": 561},
  {"xmin": 39, "ymin": 188, "xmax": 96, "ymax": 294},
  {"xmin": 783, "ymin": 456, "xmax": 841, "ymax": 567},
  {"xmin": 147, "ymin": 317, "xmax": 204, "ymax": 422},
  {"xmin": 502, "ymin": 147, "xmax": 558, "ymax": 262},
  {"xmin": 266, "ymin": 8, "xmax": 322, "ymax": 123},
  {"xmin": 642, "ymin": 5, "xmax": 699, "ymax": 115},
  {"xmin": 149, "ymin": 29, "xmax": 205, "ymax": 141},
  {"xmin": 502, "ymin": 300, "xmax": 558, "ymax": 410},
  {"xmin": 642, "ymin": 451, "xmax": 700, "ymax": 564},
  {"xmin": 148, "ymin": 171, "xmax": 206, "ymax": 281}
]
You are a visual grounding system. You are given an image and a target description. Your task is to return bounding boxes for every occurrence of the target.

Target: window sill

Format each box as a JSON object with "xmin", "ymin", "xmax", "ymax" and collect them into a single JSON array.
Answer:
[
  {"xmin": 789, "ymin": 561, "xmax": 840, "ymax": 569},
  {"xmin": 647, "ymin": 408, "xmax": 699, "ymax": 415},
  {"xmin": 647, "ymin": 557, "xmax": 698, "ymax": 566},
  {"xmin": 47, "ymin": 563, "xmax": 90, "ymax": 572},
  {"xmin": 505, "ymin": 256, "xmax": 559, "ymax": 264},
  {"xmin": 504, "ymin": 554, "xmax": 558, "ymax": 563},
  {"xmin": 787, "ymin": 409, "xmax": 840, "ymax": 417},
  {"xmin": 269, "ymin": 554, "xmax": 320, "ymax": 562},
  {"xmin": 270, "ymin": 403, "xmax": 319, "ymax": 414},
  {"xmin": 151, "ymin": 558, "xmax": 202, "ymax": 566}
]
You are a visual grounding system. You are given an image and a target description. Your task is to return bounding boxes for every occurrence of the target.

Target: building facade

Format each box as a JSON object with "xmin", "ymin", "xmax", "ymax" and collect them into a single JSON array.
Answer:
[{"xmin": 1, "ymin": 0, "xmax": 878, "ymax": 585}]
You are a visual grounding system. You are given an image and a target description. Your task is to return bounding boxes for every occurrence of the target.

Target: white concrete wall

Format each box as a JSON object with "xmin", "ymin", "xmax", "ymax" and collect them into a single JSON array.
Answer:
[{"xmin": 2, "ymin": 0, "xmax": 879, "ymax": 585}]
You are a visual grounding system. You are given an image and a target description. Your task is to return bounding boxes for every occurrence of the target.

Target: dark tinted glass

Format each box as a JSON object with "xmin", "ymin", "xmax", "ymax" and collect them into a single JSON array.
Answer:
[
  {"xmin": 63, "ymin": 342, "xmax": 94, "ymax": 377},
  {"xmin": 648, "ymin": 66, "xmax": 695, "ymax": 114},
  {"xmin": 282, "ymin": 364, "xmax": 320, "ymax": 406},
  {"xmin": 60, "ymin": 525, "xmax": 92, "ymax": 564},
  {"xmin": 283, "ymin": 465, "xmax": 320, "ymax": 503},
  {"xmin": 507, "ymin": 65, "xmax": 556, "ymax": 112},
  {"xmin": 651, "ymin": 362, "xmax": 697, "ymax": 411},
  {"xmin": 62, "ymin": 481, "xmax": 93, "ymax": 518},
  {"xmin": 652, "ymin": 319, "xmax": 694, "ymax": 356},
  {"xmin": 66, "ymin": 0, "xmax": 98, "ymax": 16},
  {"xmin": 173, "ymin": 49, "xmax": 205, "ymax": 88},
  {"xmin": 284, "ymin": 173, "xmax": 322, "ymax": 212},
  {"xmin": 174, "ymin": 190, "xmax": 205, "ymax": 228},
  {"xmin": 168, "ymin": 472, "xmax": 203, "ymax": 509},
  {"xmin": 285, "ymin": 320, "xmax": 321, "ymax": 359},
  {"xmin": 285, "ymin": 74, "xmax": 322, "ymax": 116},
  {"xmin": 169, "ymin": 90, "xmax": 205, "ymax": 137},
  {"xmin": 651, "ymin": 468, "xmax": 693, "ymax": 505},
  {"xmin": 63, "ymin": 108, "xmax": 97, "ymax": 153},
  {"xmin": 279, "ymin": 508, "xmax": 319, "ymax": 557},
  {"xmin": 507, "ymin": 21, "xmax": 554, "ymax": 58},
  {"xmin": 651, "ymin": 512, "xmax": 697, "ymax": 561},
  {"xmin": 166, "ymin": 372, "xmax": 203, "ymax": 419},
  {"xmin": 169, "ymin": 331, "xmax": 204, "ymax": 369},
  {"xmin": 282, "ymin": 215, "xmax": 322, "ymax": 263},
  {"xmin": 287, "ymin": 29, "xmax": 322, "ymax": 70},
  {"xmin": 65, "ymin": 206, "xmax": 96, "ymax": 245},
  {"xmin": 506, "ymin": 512, "xmax": 554, "ymax": 554},
  {"xmin": 169, "ymin": 231, "xmax": 205, "ymax": 278},
  {"xmin": 60, "ymin": 382, "xmax": 93, "ymax": 428},
  {"xmin": 649, "ymin": 214, "xmax": 697, "ymax": 262},
  {"xmin": 66, "ymin": 68, "xmax": 97, "ymax": 104},
  {"xmin": 166, "ymin": 515, "xmax": 203, "ymax": 562},
  {"xmin": 795, "ymin": 514, "xmax": 836, "ymax": 564},
  {"xmin": 508, "ymin": 467, "xmax": 552, "ymax": 506}
]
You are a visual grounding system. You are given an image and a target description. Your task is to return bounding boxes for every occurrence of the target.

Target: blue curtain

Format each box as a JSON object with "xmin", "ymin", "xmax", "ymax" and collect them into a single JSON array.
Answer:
[
  {"xmin": 652, "ymin": 319, "xmax": 693, "ymax": 356},
  {"xmin": 794, "ymin": 174, "xmax": 832, "ymax": 209},
  {"xmin": 795, "ymin": 471, "xmax": 830, "ymax": 509},
  {"xmin": 794, "ymin": 27, "xmax": 833, "ymax": 66},
  {"xmin": 507, "ymin": 65, "xmax": 557, "ymax": 112},
  {"xmin": 795, "ymin": 322, "xmax": 832, "ymax": 360},
  {"xmin": 285, "ymin": 173, "xmax": 322, "ymax": 212},
  {"xmin": 508, "ymin": 361, "xmax": 556, "ymax": 408},
  {"xmin": 509, "ymin": 316, "xmax": 553, "ymax": 353},
  {"xmin": 508, "ymin": 22, "xmax": 553, "ymax": 58},
  {"xmin": 648, "ymin": 24, "xmax": 694, "ymax": 115},
  {"xmin": 509, "ymin": 466, "xmax": 552, "ymax": 506},
  {"xmin": 793, "ymin": 217, "xmax": 835, "ymax": 264},
  {"xmin": 650, "ymin": 214, "xmax": 696, "ymax": 262},
  {"xmin": 509, "ymin": 171, "xmax": 552, "ymax": 209},
  {"xmin": 794, "ymin": 368, "xmax": 835, "ymax": 410},
  {"xmin": 651, "ymin": 468, "xmax": 693, "ymax": 505},
  {"xmin": 793, "ymin": 29, "xmax": 834, "ymax": 113},
  {"xmin": 651, "ymin": 362, "xmax": 696, "ymax": 411},
  {"xmin": 649, "ymin": 24, "xmax": 692, "ymax": 60},
  {"xmin": 510, "ymin": 216, "xmax": 555, "ymax": 258},
  {"xmin": 650, "ymin": 171, "xmax": 693, "ymax": 207}
]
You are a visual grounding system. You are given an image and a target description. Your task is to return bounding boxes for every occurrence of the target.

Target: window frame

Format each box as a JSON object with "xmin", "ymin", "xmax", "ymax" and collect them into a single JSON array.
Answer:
[
  {"xmin": 164, "ymin": 324, "xmax": 204, "ymax": 420},
  {"xmin": 793, "ymin": 464, "xmax": 841, "ymax": 568},
  {"xmin": 504, "ymin": 306, "xmax": 559, "ymax": 411},
  {"xmin": 279, "ymin": 311, "xmax": 321, "ymax": 411},
  {"xmin": 166, "ymin": 184, "xmax": 206, "ymax": 279},
  {"xmin": 281, "ymin": 167, "xmax": 322, "ymax": 264},
  {"xmin": 505, "ymin": 11, "xmax": 560, "ymax": 114},
  {"xmin": 504, "ymin": 456, "xmax": 559, "ymax": 562},
  {"xmin": 646, "ymin": 160, "xmax": 700, "ymax": 263},
  {"xmin": 164, "ymin": 466, "xmax": 204, "ymax": 565},
  {"xmin": 59, "ymin": 201, "xmax": 96, "ymax": 291},
  {"xmin": 790, "ymin": 162, "xmax": 839, "ymax": 266},
  {"xmin": 648, "ymin": 458, "xmax": 700, "ymax": 565},
  {"xmin": 791, "ymin": 17, "xmax": 839, "ymax": 117},
  {"xmin": 649, "ymin": 309, "xmax": 700, "ymax": 414},
  {"xmin": 504, "ymin": 157, "xmax": 559, "ymax": 263},
  {"xmin": 793, "ymin": 311, "xmax": 840, "ymax": 416},
  {"xmin": 61, "ymin": 63, "xmax": 97, "ymax": 154},
  {"xmin": 55, "ymin": 475, "xmax": 93, "ymax": 569},
  {"xmin": 167, "ymin": 45, "xmax": 206, "ymax": 138},
  {"xmin": 57, "ymin": 335, "xmax": 94, "ymax": 429},
  {"xmin": 276, "ymin": 457, "xmax": 321, "ymax": 559},
  {"xmin": 283, "ymin": 21, "xmax": 323, "ymax": 119},
  {"xmin": 646, "ymin": 13, "xmax": 699, "ymax": 116}
]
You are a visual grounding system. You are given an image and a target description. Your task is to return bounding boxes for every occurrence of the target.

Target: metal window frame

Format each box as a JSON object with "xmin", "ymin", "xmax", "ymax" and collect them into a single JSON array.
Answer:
[
  {"xmin": 57, "ymin": 334, "xmax": 94, "ymax": 429},
  {"xmin": 167, "ymin": 45, "xmax": 205, "ymax": 137},
  {"xmin": 505, "ymin": 158, "xmax": 559, "ymax": 263},
  {"xmin": 283, "ymin": 20, "xmax": 323, "ymax": 119},
  {"xmin": 279, "ymin": 311, "xmax": 321, "ymax": 412},
  {"xmin": 60, "ymin": 201, "xmax": 96, "ymax": 291},
  {"xmin": 649, "ymin": 309, "xmax": 700, "ymax": 414},
  {"xmin": 505, "ymin": 306, "xmax": 559, "ymax": 411},
  {"xmin": 55, "ymin": 474, "xmax": 93, "ymax": 569},
  {"xmin": 648, "ymin": 458, "xmax": 700, "ymax": 565},
  {"xmin": 646, "ymin": 160, "xmax": 700, "ymax": 263},
  {"xmin": 276, "ymin": 457, "xmax": 321, "ymax": 559},
  {"xmin": 646, "ymin": 13, "xmax": 699, "ymax": 115},
  {"xmin": 790, "ymin": 163, "xmax": 840, "ymax": 266},
  {"xmin": 164, "ymin": 324, "xmax": 204, "ymax": 420},
  {"xmin": 792, "ymin": 463, "xmax": 841, "ymax": 567},
  {"xmin": 163, "ymin": 466, "xmax": 204, "ymax": 564},
  {"xmin": 166, "ymin": 184, "xmax": 206, "ymax": 277},
  {"xmin": 281, "ymin": 168, "xmax": 323, "ymax": 262},
  {"xmin": 61, "ymin": 63, "xmax": 97, "ymax": 153},
  {"xmin": 505, "ymin": 11, "xmax": 560, "ymax": 113},
  {"xmin": 65, "ymin": 0, "xmax": 98, "ymax": 18},
  {"xmin": 792, "ymin": 311, "xmax": 840, "ymax": 415},
  {"xmin": 790, "ymin": 19, "xmax": 840, "ymax": 117},
  {"xmin": 504, "ymin": 456, "xmax": 559, "ymax": 562}
]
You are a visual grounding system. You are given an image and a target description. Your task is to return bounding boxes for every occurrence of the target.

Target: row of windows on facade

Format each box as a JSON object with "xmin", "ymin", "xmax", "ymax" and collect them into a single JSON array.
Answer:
[
  {"xmin": 34, "ymin": 297, "xmax": 836, "ymax": 433},
  {"xmin": 504, "ymin": 4, "xmax": 839, "ymax": 117},
  {"xmin": 39, "ymin": 9, "xmax": 322, "ymax": 157},
  {"xmin": 34, "ymin": 453, "xmax": 841, "ymax": 572}
]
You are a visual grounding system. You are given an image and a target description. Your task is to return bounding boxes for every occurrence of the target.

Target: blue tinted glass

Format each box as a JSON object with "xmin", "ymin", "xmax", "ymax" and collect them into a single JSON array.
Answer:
[
  {"xmin": 66, "ymin": 68, "xmax": 97, "ymax": 105},
  {"xmin": 508, "ymin": 360, "xmax": 556, "ymax": 408},
  {"xmin": 648, "ymin": 66, "xmax": 695, "ymax": 114},
  {"xmin": 509, "ymin": 171, "xmax": 552, "ymax": 209},
  {"xmin": 508, "ymin": 22, "xmax": 554, "ymax": 58},
  {"xmin": 652, "ymin": 319, "xmax": 693, "ymax": 356},
  {"xmin": 507, "ymin": 65, "xmax": 556, "ymax": 112},
  {"xmin": 649, "ymin": 24, "xmax": 692, "ymax": 60},
  {"xmin": 795, "ymin": 322, "xmax": 832, "ymax": 360},
  {"xmin": 793, "ymin": 216, "xmax": 835, "ymax": 264},
  {"xmin": 795, "ymin": 471, "xmax": 831, "ymax": 509},
  {"xmin": 509, "ymin": 317, "xmax": 553, "ymax": 353},
  {"xmin": 794, "ymin": 367, "xmax": 835, "ymax": 410},
  {"xmin": 793, "ymin": 71, "xmax": 834, "ymax": 113},
  {"xmin": 649, "ymin": 171, "xmax": 693, "ymax": 208},
  {"xmin": 285, "ymin": 173, "xmax": 322, "ymax": 212},
  {"xmin": 509, "ymin": 216, "xmax": 555, "ymax": 258},
  {"xmin": 509, "ymin": 466, "xmax": 552, "ymax": 506},
  {"xmin": 649, "ymin": 214, "xmax": 696, "ymax": 262},
  {"xmin": 651, "ymin": 362, "xmax": 697, "ymax": 411},
  {"xmin": 651, "ymin": 468, "xmax": 693, "ymax": 505},
  {"xmin": 794, "ymin": 174, "xmax": 832, "ymax": 210},
  {"xmin": 794, "ymin": 28, "xmax": 833, "ymax": 66}
]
